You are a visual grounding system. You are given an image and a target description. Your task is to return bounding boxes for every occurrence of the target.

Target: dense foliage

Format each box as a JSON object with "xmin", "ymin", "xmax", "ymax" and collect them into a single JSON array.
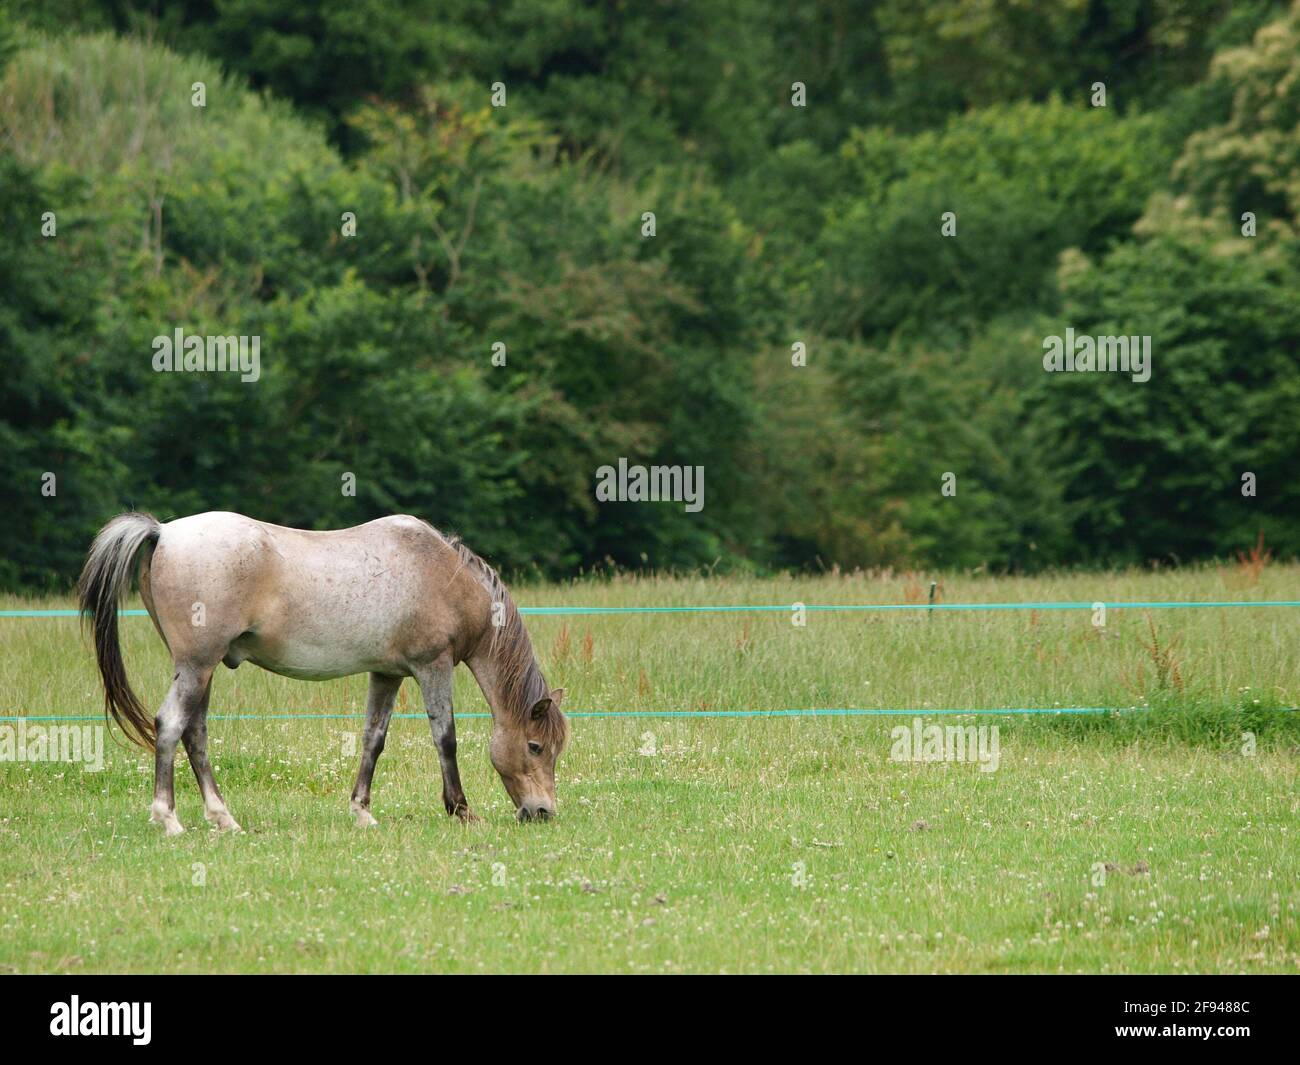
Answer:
[{"xmin": 1, "ymin": 0, "xmax": 1297, "ymax": 589}]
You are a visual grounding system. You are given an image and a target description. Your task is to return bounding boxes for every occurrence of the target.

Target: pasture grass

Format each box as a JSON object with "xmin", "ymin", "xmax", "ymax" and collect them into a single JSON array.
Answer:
[{"xmin": 1, "ymin": 564, "xmax": 1297, "ymax": 973}]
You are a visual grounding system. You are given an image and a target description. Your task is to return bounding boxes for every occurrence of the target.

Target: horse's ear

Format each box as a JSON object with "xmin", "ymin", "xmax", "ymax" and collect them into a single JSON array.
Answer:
[
  {"xmin": 550, "ymin": 687, "xmax": 565, "ymax": 708},
  {"xmin": 530, "ymin": 696, "xmax": 552, "ymax": 721}
]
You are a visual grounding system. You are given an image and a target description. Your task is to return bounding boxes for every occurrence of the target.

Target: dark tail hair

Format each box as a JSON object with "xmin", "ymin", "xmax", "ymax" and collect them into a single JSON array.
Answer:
[{"xmin": 77, "ymin": 512, "xmax": 162, "ymax": 749}]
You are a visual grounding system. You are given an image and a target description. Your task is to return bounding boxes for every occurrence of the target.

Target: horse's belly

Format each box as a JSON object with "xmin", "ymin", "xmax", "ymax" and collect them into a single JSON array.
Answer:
[
  {"xmin": 248, "ymin": 657, "xmax": 358, "ymax": 682},
  {"xmin": 230, "ymin": 632, "xmax": 394, "ymax": 681}
]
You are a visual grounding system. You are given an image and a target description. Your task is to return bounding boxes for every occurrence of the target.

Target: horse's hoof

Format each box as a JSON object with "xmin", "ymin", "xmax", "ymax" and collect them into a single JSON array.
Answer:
[
  {"xmin": 352, "ymin": 804, "xmax": 379, "ymax": 828},
  {"xmin": 207, "ymin": 812, "xmax": 242, "ymax": 833},
  {"xmin": 150, "ymin": 806, "xmax": 184, "ymax": 836},
  {"xmin": 457, "ymin": 810, "xmax": 482, "ymax": 825}
]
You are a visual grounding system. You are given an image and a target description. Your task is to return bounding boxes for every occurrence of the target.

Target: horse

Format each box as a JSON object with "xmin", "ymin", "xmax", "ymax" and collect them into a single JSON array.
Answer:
[{"xmin": 77, "ymin": 511, "xmax": 568, "ymax": 835}]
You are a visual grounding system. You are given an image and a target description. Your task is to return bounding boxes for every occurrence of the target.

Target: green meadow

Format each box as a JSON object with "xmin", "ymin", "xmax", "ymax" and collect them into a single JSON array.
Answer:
[{"xmin": 1, "ymin": 566, "xmax": 1297, "ymax": 973}]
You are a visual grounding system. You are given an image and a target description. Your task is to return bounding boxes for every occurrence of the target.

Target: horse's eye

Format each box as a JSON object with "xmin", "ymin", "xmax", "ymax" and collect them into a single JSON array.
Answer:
[{"xmin": 527, "ymin": 741, "xmax": 543, "ymax": 756}]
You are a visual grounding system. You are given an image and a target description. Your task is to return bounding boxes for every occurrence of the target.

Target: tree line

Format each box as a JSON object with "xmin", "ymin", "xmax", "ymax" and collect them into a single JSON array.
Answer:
[{"xmin": 1, "ymin": 0, "xmax": 1298, "ymax": 591}]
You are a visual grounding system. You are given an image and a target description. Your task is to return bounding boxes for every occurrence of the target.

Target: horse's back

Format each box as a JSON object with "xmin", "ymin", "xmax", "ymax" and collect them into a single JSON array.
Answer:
[
  {"xmin": 152, "ymin": 511, "xmax": 446, "ymax": 606},
  {"xmin": 161, "ymin": 510, "xmax": 432, "ymax": 544}
]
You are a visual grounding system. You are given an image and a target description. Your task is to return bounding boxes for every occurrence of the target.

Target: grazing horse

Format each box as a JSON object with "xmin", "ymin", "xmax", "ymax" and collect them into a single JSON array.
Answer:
[{"xmin": 77, "ymin": 511, "xmax": 568, "ymax": 835}]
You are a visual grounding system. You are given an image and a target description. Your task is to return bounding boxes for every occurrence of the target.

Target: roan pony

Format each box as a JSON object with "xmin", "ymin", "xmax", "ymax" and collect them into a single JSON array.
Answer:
[{"xmin": 78, "ymin": 511, "xmax": 567, "ymax": 835}]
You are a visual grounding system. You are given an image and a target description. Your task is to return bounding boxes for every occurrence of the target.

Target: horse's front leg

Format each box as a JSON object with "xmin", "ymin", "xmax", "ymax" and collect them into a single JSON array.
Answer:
[
  {"xmin": 415, "ymin": 656, "xmax": 477, "ymax": 823},
  {"xmin": 349, "ymin": 672, "xmax": 402, "ymax": 826}
]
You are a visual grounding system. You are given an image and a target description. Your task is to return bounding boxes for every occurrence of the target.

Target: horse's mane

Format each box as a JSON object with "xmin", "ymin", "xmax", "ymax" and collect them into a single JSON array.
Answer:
[{"xmin": 435, "ymin": 526, "xmax": 568, "ymax": 750}]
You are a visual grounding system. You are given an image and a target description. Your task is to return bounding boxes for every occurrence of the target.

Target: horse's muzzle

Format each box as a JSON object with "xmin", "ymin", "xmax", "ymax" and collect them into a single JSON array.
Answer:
[{"xmin": 517, "ymin": 802, "xmax": 553, "ymax": 823}]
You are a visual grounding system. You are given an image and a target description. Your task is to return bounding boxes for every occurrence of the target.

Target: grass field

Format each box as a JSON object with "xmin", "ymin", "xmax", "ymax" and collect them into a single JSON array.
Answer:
[{"xmin": 1, "ymin": 565, "xmax": 1297, "ymax": 973}]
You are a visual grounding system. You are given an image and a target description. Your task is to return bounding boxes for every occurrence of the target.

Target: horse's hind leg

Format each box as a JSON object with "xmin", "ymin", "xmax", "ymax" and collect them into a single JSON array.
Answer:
[
  {"xmin": 150, "ymin": 664, "xmax": 212, "ymax": 836},
  {"xmin": 182, "ymin": 676, "xmax": 241, "ymax": 832},
  {"xmin": 350, "ymin": 672, "xmax": 403, "ymax": 827}
]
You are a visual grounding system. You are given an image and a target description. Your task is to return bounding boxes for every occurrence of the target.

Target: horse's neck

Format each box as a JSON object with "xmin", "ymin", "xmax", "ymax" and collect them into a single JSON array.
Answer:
[{"xmin": 466, "ymin": 628, "xmax": 543, "ymax": 720}]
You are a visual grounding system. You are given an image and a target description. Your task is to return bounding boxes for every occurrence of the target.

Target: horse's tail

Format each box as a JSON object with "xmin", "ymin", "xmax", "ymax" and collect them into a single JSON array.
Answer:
[{"xmin": 77, "ymin": 512, "xmax": 162, "ymax": 750}]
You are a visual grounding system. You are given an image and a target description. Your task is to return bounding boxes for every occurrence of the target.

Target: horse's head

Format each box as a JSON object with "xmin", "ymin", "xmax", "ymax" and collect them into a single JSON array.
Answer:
[{"xmin": 490, "ymin": 687, "xmax": 567, "ymax": 821}]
